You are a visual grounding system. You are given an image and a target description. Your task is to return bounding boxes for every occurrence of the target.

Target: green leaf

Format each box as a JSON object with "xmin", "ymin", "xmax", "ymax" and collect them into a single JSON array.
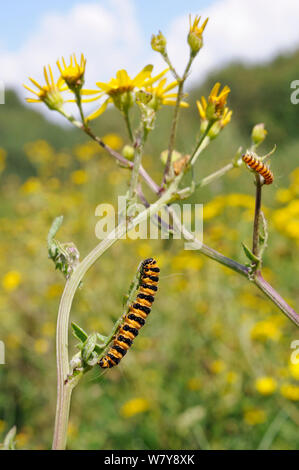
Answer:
[
  {"xmin": 3, "ymin": 426, "xmax": 16, "ymax": 450},
  {"xmin": 71, "ymin": 322, "xmax": 88, "ymax": 343},
  {"xmin": 47, "ymin": 216, "xmax": 64, "ymax": 248},
  {"xmin": 82, "ymin": 334, "xmax": 97, "ymax": 362},
  {"xmin": 241, "ymin": 242, "xmax": 260, "ymax": 264}
]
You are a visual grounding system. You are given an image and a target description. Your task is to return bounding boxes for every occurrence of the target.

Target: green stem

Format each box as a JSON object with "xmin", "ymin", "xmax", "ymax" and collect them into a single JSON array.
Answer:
[
  {"xmin": 252, "ymin": 174, "xmax": 263, "ymax": 258},
  {"xmin": 196, "ymin": 162, "xmax": 235, "ymax": 188},
  {"xmin": 128, "ymin": 131, "xmax": 146, "ymax": 201},
  {"xmin": 190, "ymin": 122, "xmax": 213, "ymax": 166},
  {"xmin": 162, "ymin": 55, "xmax": 194, "ymax": 185}
]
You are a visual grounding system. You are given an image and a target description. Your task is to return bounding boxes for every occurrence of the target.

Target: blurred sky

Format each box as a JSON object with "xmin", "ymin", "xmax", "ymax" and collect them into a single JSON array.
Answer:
[
  {"xmin": 1, "ymin": 0, "xmax": 213, "ymax": 51},
  {"xmin": 1, "ymin": 0, "xmax": 299, "ymax": 116}
]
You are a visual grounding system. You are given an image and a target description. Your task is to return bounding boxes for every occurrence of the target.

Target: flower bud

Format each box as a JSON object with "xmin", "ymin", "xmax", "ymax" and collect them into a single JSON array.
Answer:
[
  {"xmin": 252, "ymin": 123, "xmax": 267, "ymax": 146},
  {"xmin": 151, "ymin": 31, "xmax": 167, "ymax": 54},
  {"xmin": 122, "ymin": 145, "xmax": 135, "ymax": 161},
  {"xmin": 187, "ymin": 32, "xmax": 203, "ymax": 55}
]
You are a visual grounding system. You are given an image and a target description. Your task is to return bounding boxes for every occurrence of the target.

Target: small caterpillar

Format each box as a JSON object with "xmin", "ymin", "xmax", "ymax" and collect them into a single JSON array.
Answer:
[
  {"xmin": 99, "ymin": 258, "xmax": 160, "ymax": 369},
  {"xmin": 242, "ymin": 153, "xmax": 274, "ymax": 185}
]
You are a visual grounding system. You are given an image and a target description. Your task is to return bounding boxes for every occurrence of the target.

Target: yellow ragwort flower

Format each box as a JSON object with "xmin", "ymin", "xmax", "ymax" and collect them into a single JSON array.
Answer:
[
  {"xmin": 197, "ymin": 82, "xmax": 231, "ymax": 124},
  {"xmin": 56, "ymin": 53, "xmax": 86, "ymax": 89},
  {"xmin": 87, "ymin": 65, "xmax": 154, "ymax": 120},
  {"xmin": 188, "ymin": 15, "xmax": 209, "ymax": 54},
  {"xmin": 146, "ymin": 75, "xmax": 189, "ymax": 111},
  {"xmin": 23, "ymin": 65, "xmax": 66, "ymax": 110}
]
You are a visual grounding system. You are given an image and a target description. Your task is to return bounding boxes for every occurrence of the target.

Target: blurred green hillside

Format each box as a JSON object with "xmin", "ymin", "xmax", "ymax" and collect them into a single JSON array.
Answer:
[{"xmin": 0, "ymin": 50, "xmax": 299, "ymax": 450}]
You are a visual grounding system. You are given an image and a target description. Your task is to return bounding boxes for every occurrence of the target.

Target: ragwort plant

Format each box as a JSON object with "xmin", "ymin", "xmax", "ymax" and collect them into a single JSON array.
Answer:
[{"xmin": 8, "ymin": 14, "xmax": 298, "ymax": 449}]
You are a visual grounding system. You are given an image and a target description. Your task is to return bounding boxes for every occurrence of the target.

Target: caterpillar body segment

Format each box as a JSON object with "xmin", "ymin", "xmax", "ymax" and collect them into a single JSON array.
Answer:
[{"xmin": 99, "ymin": 258, "xmax": 159, "ymax": 369}]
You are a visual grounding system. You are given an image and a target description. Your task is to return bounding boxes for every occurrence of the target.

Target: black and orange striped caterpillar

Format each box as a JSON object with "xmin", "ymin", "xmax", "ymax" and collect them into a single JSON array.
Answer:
[
  {"xmin": 98, "ymin": 258, "xmax": 160, "ymax": 369},
  {"xmin": 242, "ymin": 153, "xmax": 274, "ymax": 185}
]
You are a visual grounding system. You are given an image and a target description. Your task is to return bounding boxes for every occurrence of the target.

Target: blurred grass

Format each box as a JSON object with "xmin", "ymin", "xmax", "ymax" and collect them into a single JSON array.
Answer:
[{"xmin": 0, "ymin": 52, "xmax": 299, "ymax": 450}]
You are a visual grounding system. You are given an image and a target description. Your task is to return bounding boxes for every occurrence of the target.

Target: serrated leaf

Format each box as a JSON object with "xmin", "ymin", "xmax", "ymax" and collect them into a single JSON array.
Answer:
[
  {"xmin": 241, "ymin": 242, "xmax": 260, "ymax": 264},
  {"xmin": 71, "ymin": 322, "xmax": 88, "ymax": 343},
  {"xmin": 82, "ymin": 334, "xmax": 97, "ymax": 362}
]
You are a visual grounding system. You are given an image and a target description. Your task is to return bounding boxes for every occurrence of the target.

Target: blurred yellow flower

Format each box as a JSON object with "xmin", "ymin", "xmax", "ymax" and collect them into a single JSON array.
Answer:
[
  {"xmin": 255, "ymin": 377, "xmax": 277, "ymax": 396},
  {"xmin": 67, "ymin": 421, "xmax": 79, "ymax": 439},
  {"xmin": 280, "ymin": 383, "xmax": 299, "ymax": 401},
  {"xmin": 16, "ymin": 431, "xmax": 31, "ymax": 448},
  {"xmin": 24, "ymin": 140, "xmax": 54, "ymax": 163},
  {"xmin": 187, "ymin": 377, "xmax": 201, "ymax": 391},
  {"xmin": 244, "ymin": 408, "xmax": 267, "ymax": 426},
  {"xmin": 2, "ymin": 271, "xmax": 22, "ymax": 292},
  {"xmin": 120, "ymin": 398, "xmax": 150, "ymax": 418},
  {"xmin": 102, "ymin": 133, "xmax": 123, "ymax": 150},
  {"xmin": 74, "ymin": 142, "xmax": 99, "ymax": 161},
  {"xmin": 34, "ymin": 339, "xmax": 49, "ymax": 355},
  {"xmin": 41, "ymin": 322, "xmax": 55, "ymax": 338},
  {"xmin": 171, "ymin": 252, "xmax": 203, "ymax": 271},
  {"xmin": 251, "ymin": 320, "xmax": 281, "ymax": 342},
  {"xmin": 0, "ymin": 148, "xmax": 7, "ymax": 173},
  {"xmin": 6, "ymin": 334, "xmax": 21, "ymax": 350},
  {"xmin": 137, "ymin": 243, "xmax": 153, "ymax": 259},
  {"xmin": 226, "ymin": 371, "xmax": 238, "ymax": 385},
  {"xmin": 210, "ymin": 359, "xmax": 226, "ymax": 374},
  {"xmin": 71, "ymin": 170, "xmax": 88, "ymax": 185},
  {"xmin": 46, "ymin": 284, "xmax": 63, "ymax": 298},
  {"xmin": 0, "ymin": 420, "xmax": 6, "ymax": 433},
  {"xmin": 275, "ymin": 188, "xmax": 292, "ymax": 204},
  {"xmin": 21, "ymin": 177, "xmax": 42, "ymax": 194},
  {"xmin": 289, "ymin": 361, "xmax": 299, "ymax": 381}
]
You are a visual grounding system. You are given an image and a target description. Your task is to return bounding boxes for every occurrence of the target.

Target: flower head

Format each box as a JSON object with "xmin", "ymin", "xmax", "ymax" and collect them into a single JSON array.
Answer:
[
  {"xmin": 151, "ymin": 31, "xmax": 167, "ymax": 54},
  {"xmin": 24, "ymin": 65, "xmax": 66, "ymax": 111},
  {"xmin": 57, "ymin": 53, "xmax": 86, "ymax": 90},
  {"xmin": 87, "ymin": 65, "xmax": 154, "ymax": 120},
  {"xmin": 197, "ymin": 82, "xmax": 231, "ymax": 129},
  {"xmin": 188, "ymin": 15, "xmax": 209, "ymax": 55},
  {"xmin": 145, "ymin": 75, "xmax": 188, "ymax": 111}
]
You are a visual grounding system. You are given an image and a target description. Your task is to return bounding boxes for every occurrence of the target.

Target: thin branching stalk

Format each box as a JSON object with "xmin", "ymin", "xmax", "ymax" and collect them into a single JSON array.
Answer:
[
  {"xmin": 52, "ymin": 182, "xmax": 180, "ymax": 449},
  {"xmin": 196, "ymin": 162, "xmax": 235, "ymax": 188},
  {"xmin": 128, "ymin": 131, "xmax": 146, "ymax": 201},
  {"xmin": 162, "ymin": 55, "xmax": 194, "ymax": 184},
  {"xmin": 252, "ymin": 174, "xmax": 263, "ymax": 257}
]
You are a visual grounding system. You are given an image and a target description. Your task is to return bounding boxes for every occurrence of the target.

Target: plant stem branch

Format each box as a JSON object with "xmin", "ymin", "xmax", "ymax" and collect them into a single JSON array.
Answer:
[
  {"xmin": 254, "ymin": 272, "xmax": 299, "ymax": 327},
  {"xmin": 162, "ymin": 55, "xmax": 193, "ymax": 185}
]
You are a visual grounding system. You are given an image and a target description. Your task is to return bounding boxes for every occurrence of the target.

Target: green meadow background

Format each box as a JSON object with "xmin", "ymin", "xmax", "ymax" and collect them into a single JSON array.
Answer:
[{"xmin": 0, "ymin": 50, "xmax": 299, "ymax": 450}]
